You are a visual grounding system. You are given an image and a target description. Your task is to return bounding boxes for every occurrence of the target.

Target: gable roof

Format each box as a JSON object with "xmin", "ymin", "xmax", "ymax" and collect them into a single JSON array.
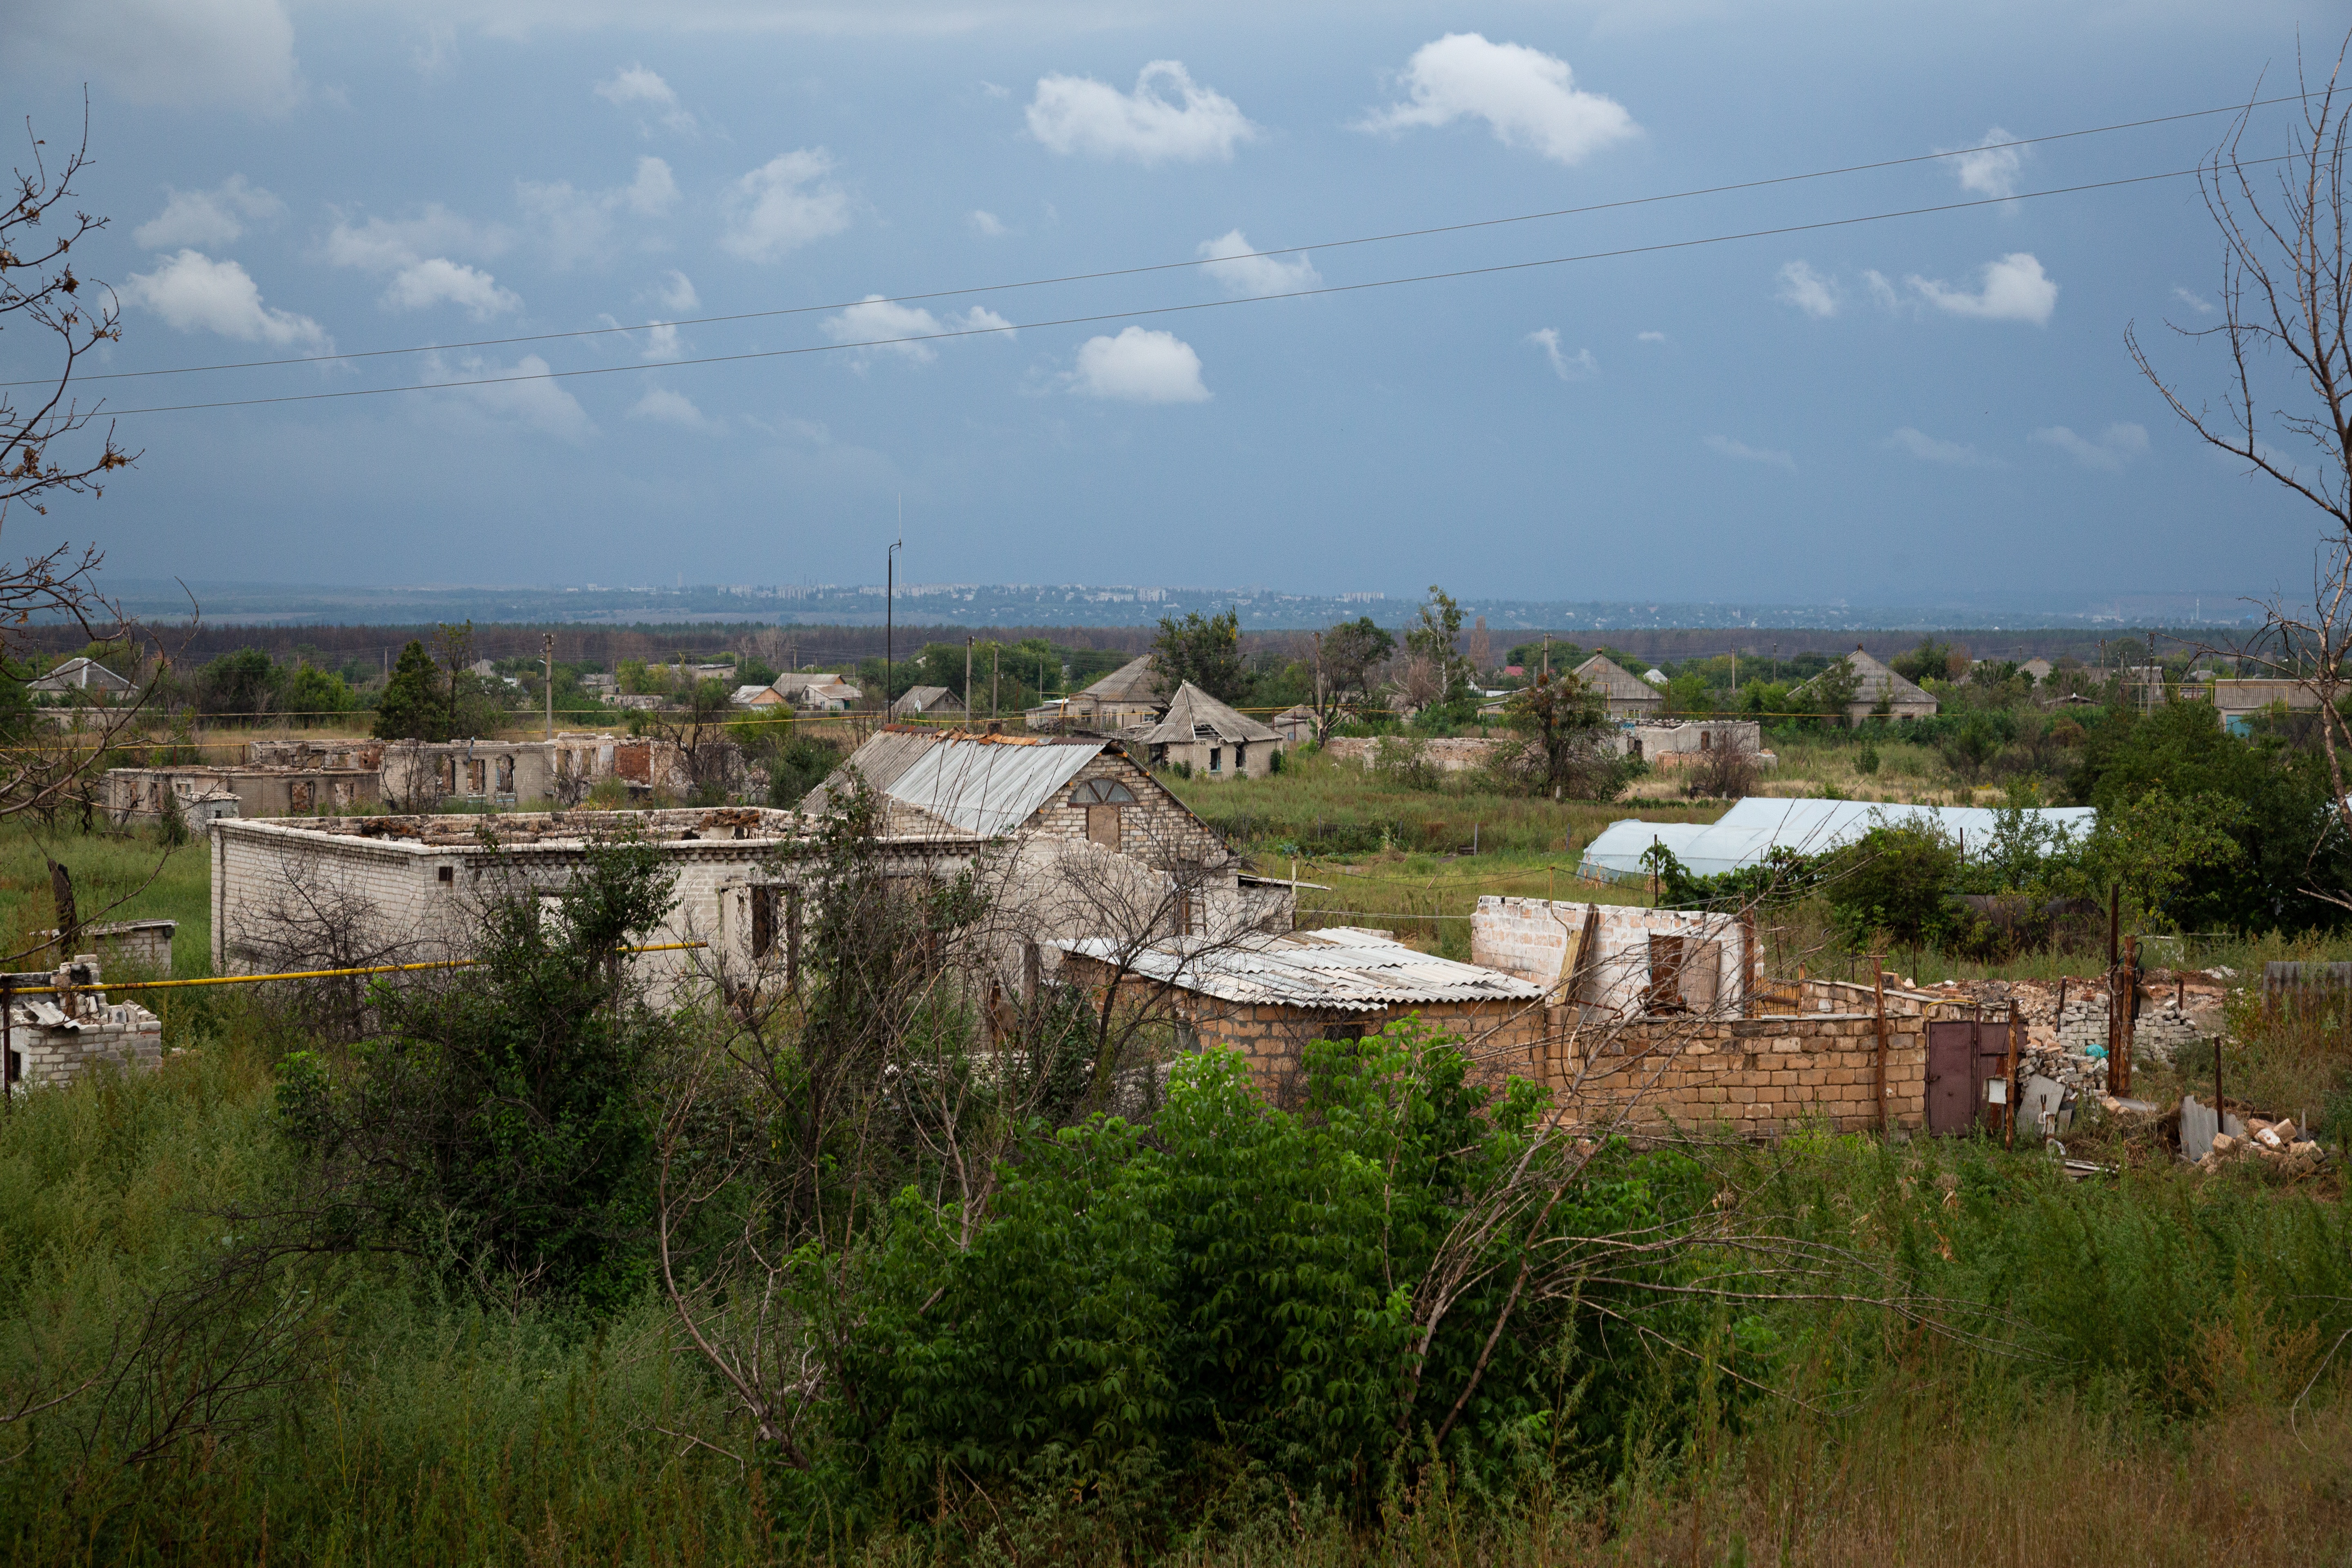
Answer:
[
  {"xmin": 30, "ymin": 656, "xmax": 136, "ymax": 693},
  {"xmin": 1793, "ymin": 647, "xmax": 1935, "ymax": 708},
  {"xmin": 1057, "ymin": 926, "xmax": 1545, "ymax": 1012},
  {"xmin": 889, "ymin": 684, "xmax": 962, "ymax": 717},
  {"xmin": 1135, "ymin": 680, "xmax": 1280, "ymax": 745},
  {"xmin": 1570, "ymin": 655, "xmax": 1660, "ymax": 702},
  {"xmin": 800, "ymin": 727, "xmax": 1114, "ymax": 837},
  {"xmin": 1074, "ymin": 655, "xmax": 1160, "ymax": 704}
]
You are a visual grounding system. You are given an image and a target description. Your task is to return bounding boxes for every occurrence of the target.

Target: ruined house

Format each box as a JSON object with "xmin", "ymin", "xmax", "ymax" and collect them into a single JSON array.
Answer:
[
  {"xmin": 1048, "ymin": 655, "xmax": 1164, "ymax": 731},
  {"xmin": 1623, "ymin": 719, "xmax": 1765, "ymax": 766},
  {"xmin": 1132, "ymin": 681, "xmax": 1283, "ymax": 780},
  {"xmin": 29, "ymin": 656, "xmax": 136, "ymax": 697},
  {"xmin": 379, "ymin": 734, "xmax": 688, "ymax": 808},
  {"xmin": 105, "ymin": 759, "xmax": 382, "ymax": 822},
  {"xmin": 1055, "ymin": 927, "xmax": 1548, "ymax": 1107},
  {"xmin": 1570, "ymin": 655, "xmax": 1664, "ymax": 719},
  {"xmin": 2, "ymin": 955, "xmax": 165, "ymax": 1091}
]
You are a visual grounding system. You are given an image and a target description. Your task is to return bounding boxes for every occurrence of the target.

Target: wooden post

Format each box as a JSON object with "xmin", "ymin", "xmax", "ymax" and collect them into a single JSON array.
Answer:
[
  {"xmin": 2, "ymin": 982, "xmax": 11, "ymax": 1113},
  {"xmin": 1871, "ymin": 954, "xmax": 1891, "ymax": 1134},
  {"xmin": 784, "ymin": 888, "xmax": 802, "ymax": 993},
  {"xmin": 2116, "ymin": 933, "xmax": 2139, "ymax": 1097},
  {"xmin": 1739, "ymin": 908, "xmax": 1759, "ymax": 1019},
  {"xmin": 2003, "ymin": 1005, "xmax": 2020, "ymax": 1150}
]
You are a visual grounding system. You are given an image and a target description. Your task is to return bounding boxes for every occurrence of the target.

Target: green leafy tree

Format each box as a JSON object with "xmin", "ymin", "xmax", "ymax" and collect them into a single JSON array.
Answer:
[
  {"xmin": 1493, "ymin": 671, "xmax": 1628, "ymax": 799},
  {"xmin": 1403, "ymin": 584, "xmax": 1472, "ymax": 704},
  {"xmin": 1822, "ymin": 819, "xmax": 1964, "ymax": 956},
  {"xmin": 2082, "ymin": 787, "xmax": 2247, "ymax": 930},
  {"xmin": 194, "ymin": 647, "xmax": 283, "ymax": 721},
  {"xmin": 1149, "ymin": 608, "xmax": 1247, "ymax": 704},
  {"xmin": 1312, "ymin": 616, "xmax": 1395, "ymax": 734},
  {"xmin": 282, "ymin": 663, "xmax": 354, "ymax": 727},
  {"xmin": 1890, "ymin": 638, "xmax": 1953, "ymax": 684},
  {"xmin": 276, "ymin": 836, "xmax": 680, "ymax": 1310},
  {"xmin": 373, "ymin": 639, "xmax": 448, "ymax": 741}
]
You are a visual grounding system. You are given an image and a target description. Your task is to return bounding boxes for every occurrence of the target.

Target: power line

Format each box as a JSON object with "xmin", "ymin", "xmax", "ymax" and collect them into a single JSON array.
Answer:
[
  {"xmin": 16, "ymin": 91, "xmax": 2303, "ymax": 394},
  {"xmin": 98, "ymin": 158, "xmax": 2267, "ymax": 420}
]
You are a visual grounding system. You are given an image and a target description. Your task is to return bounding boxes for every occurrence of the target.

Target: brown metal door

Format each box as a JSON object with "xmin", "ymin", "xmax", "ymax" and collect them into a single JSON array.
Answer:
[{"xmin": 1926, "ymin": 1020, "xmax": 1976, "ymax": 1134}]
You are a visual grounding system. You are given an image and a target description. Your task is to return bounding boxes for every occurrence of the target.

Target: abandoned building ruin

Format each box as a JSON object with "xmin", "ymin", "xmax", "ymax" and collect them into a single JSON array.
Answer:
[{"xmin": 2, "ymin": 955, "xmax": 165, "ymax": 1093}]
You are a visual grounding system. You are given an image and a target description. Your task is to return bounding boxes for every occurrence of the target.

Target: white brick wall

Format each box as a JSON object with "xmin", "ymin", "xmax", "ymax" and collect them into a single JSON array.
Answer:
[{"xmin": 1472, "ymin": 896, "xmax": 1753, "ymax": 1018}]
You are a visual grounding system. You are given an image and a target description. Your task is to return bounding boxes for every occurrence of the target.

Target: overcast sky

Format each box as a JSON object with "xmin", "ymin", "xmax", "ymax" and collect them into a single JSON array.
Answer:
[{"xmin": 4, "ymin": 1, "xmax": 2341, "ymax": 605}]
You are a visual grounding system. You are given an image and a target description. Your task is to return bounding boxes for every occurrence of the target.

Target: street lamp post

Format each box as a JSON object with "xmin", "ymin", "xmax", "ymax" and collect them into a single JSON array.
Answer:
[{"xmin": 886, "ymin": 528, "xmax": 903, "ymax": 719}]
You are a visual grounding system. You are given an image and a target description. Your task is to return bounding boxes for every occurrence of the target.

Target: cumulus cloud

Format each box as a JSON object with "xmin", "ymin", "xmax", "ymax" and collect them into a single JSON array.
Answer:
[
  {"xmin": 1067, "ymin": 327, "xmax": 1209, "ymax": 403},
  {"xmin": 629, "ymin": 388, "xmax": 722, "ymax": 431},
  {"xmin": 722, "ymin": 149, "xmax": 853, "ymax": 261},
  {"xmin": 1356, "ymin": 33, "xmax": 1636, "ymax": 165},
  {"xmin": 1946, "ymin": 127, "xmax": 2029, "ymax": 199},
  {"xmin": 121, "ymin": 249, "xmax": 329, "ymax": 349},
  {"xmin": 1526, "ymin": 328, "xmax": 1597, "ymax": 380},
  {"xmin": 595, "ymin": 64, "xmax": 697, "ymax": 133},
  {"xmin": 1027, "ymin": 61, "xmax": 1255, "ymax": 165},
  {"xmin": 1886, "ymin": 427, "xmax": 1996, "ymax": 466},
  {"xmin": 653, "ymin": 270, "xmax": 699, "ymax": 312},
  {"xmin": 321, "ymin": 206, "xmax": 510, "ymax": 274},
  {"xmin": 132, "ymin": 176, "xmax": 283, "ymax": 250},
  {"xmin": 820, "ymin": 297, "xmax": 1016, "ymax": 365},
  {"xmin": 519, "ymin": 156, "xmax": 678, "ymax": 267},
  {"xmin": 22, "ymin": 0, "xmax": 301, "ymax": 113},
  {"xmin": 382, "ymin": 258, "xmax": 521, "ymax": 318},
  {"xmin": 1909, "ymin": 252, "xmax": 2058, "ymax": 325},
  {"xmin": 425, "ymin": 354, "xmax": 592, "ymax": 443},
  {"xmin": 1706, "ymin": 434, "xmax": 1795, "ymax": 472},
  {"xmin": 2172, "ymin": 286, "xmax": 2216, "ymax": 316},
  {"xmin": 2032, "ymin": 422, "xmax": 2149, "ymax": 472},
  {"xmin": 1775, "ymin": 260, "xmax": 1840, "ymax": 319},
  {"xmin": 1196, "ymin": 229, "xmax": 1320, "ymax": 297},
  {"xmin": 1864, "ymin": 270, "xmax": 1900, "ymax": 310},
  {"xmin": 969, "ymin": 209, "xmax": 1008, "ymax": 237}
]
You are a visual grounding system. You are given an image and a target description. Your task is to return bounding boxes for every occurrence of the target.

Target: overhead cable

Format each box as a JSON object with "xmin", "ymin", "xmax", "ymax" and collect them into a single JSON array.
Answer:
[
  {"xmin": 13, "ymin": 90, "xmax": 2307, "ymax": 392},
  {"xmin": 99, "ymin": 158, "xmax": 2283, "ymax": 419}
]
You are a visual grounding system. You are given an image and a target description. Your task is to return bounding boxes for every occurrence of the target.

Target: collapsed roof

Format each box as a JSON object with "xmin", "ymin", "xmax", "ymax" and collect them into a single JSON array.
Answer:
[{"xmin": 1134, "ymin": 680, "xmax": 1280, "ymax": 746}]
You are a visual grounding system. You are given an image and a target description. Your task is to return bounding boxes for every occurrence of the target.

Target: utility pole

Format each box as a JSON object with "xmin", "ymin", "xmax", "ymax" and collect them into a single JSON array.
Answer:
[
  {"xmin": 886, "ymin": 499, "xmax": 903, "ymax": 721},
  {"xmin": 543, "ymin": 633, "xmax": 554, "ymax": 741},
  {"xmin": 991, "ymin": 645, "xmax": 999, "ymax": 721},
  {"xmin": 964, "ymin": 635, "xmax": 974, "ymax": 729},
  {"xmin": 1542, "ymin": 632, "xmax": 1550, "ymax": 680}
]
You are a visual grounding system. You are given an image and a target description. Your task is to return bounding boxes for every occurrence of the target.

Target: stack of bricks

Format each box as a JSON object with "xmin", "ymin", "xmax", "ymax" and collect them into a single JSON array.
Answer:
[
  {"xmin": 1557, "ymin": 1011, "xmax": 1928, "ymax": 1134},
  {"xmin": 2053, "ymin": 994, "xmax": 2209, "ymax": 1065},
  {"xmin": 8, "ymin": 956, "xmax": 163, "ymax": 1091}
]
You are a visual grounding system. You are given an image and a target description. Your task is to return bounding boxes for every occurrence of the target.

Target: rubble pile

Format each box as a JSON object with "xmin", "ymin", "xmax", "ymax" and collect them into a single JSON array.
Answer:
[{"xmin": 1912, "ymin": 971, "xmax": 2230, "ymax": 1065}]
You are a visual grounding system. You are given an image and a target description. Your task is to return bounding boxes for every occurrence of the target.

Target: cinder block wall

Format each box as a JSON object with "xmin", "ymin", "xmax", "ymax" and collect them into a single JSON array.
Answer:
[{"xmin": 1545, "ymin": 1012, "xmax": 1928, "ymax": 1134}]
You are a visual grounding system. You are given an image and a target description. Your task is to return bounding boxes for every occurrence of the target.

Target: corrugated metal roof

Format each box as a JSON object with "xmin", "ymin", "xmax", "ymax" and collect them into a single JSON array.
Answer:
[
  {"xmin": 1058, "ymin": 927, "xmax": 1545, "ymax": 1012},
  {"xmin": 1135, "ymin": 681, "xmax": 1281, "ymax": 744},
  {"xmin": 885, "ymin": 736, "xmax": 1102, "ymax": 835},
  {"xmin": 1579, "ymin": 797, "xmax": 2097, "ymax": 880},
  {"xmin": 797, "ymin": 728, "xmax": 943, "ymax": 817}
]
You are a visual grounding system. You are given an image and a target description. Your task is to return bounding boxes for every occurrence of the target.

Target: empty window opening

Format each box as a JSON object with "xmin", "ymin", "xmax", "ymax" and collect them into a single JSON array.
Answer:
[
  {"xmin": 1208, "ymin": 747, "xmax": 1223, "ymax": 773},
  {"xmin": 437, "ymin": 865, "xmax": 455, "ymax": 884}
]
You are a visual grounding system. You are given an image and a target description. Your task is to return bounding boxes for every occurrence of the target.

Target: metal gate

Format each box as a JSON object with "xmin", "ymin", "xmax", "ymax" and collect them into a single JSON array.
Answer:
[{"xmin": 1925, "ymin": 1016, "xmax": 2018, "ymax": 1136}]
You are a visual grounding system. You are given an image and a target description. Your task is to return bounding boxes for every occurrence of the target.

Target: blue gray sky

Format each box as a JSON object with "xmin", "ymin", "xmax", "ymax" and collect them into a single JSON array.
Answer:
[{"xmin": 4, "ymin": 1, "xmax": 2341, "ymax": 607}]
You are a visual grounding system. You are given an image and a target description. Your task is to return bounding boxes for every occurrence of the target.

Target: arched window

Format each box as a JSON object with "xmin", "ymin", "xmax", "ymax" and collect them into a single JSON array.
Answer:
[{"xmin": 1069, "ymin": 778, "xmax": 1137, "ymax": 805}]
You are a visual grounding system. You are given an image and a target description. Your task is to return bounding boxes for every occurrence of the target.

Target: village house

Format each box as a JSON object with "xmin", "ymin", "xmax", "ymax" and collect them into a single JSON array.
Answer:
[
  {"xmin": 888, "ymin": 685, "xmax": 966, "ymax": 721},
  {"xmin": 772, "ymin": 672, "xmax": 862, "ymax": 711},
  {"xmin": 1793, "ymin": 646, "xmax": 1940, "ymax": 722},
  {"xmin": 1570, "ymin": 654, "xmax": 1665, "ymax": 718},
  {"xmin": 1134, "ymin": 681, "xmax": 1284, "ymax": 780},
  {"xmin": 1623, "ymin": 719, "xmax": 1765, "ymax": 766},
  {"xmin": 1035, "ymin": 655, "xmax": 1163, "ymax": 731},
  {"xmin": 29, "ymin": 656, "xmax": 136, "ymax": 698},
  {"xmin": 1055, "ymin": 927, "xmax": 1549, "ymax": 1107}
]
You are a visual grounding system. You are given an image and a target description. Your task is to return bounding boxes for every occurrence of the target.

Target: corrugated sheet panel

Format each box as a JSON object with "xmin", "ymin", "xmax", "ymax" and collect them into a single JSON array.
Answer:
[
  {"xmin": 887, "ymin": 739, "xmax": 1101, "ymax": 836},
  {"xmin": 1059, "ymin": 930, "xmax": 1545, "ymax": 1011},
  {"xmin": 797, "ymin": 729, "xmax": 942, "ymax": 818}
]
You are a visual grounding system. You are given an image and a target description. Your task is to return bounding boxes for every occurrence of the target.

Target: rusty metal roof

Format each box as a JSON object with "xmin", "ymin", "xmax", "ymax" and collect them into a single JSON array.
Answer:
[{"xmin": 1056, "ymin": 927, "xmax": 1545, "ymax": 1013}]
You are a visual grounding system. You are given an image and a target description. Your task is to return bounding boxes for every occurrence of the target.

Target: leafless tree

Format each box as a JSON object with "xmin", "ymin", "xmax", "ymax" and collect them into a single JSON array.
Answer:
[
  {"xmin": 0, "ymin": 105, "xmax": 166, "ymax": 824},
  {"xmin": 2129, "ymin": 40, "xmax": 2352, "ymax": 875},
  {"xmin": 224, "ymin": 840, "xmax": 434, "ymax": 1039}
]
